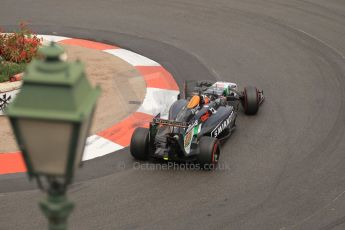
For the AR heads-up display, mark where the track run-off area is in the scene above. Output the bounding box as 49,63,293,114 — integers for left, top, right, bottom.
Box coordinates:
1,1,345,230
0,35,179,174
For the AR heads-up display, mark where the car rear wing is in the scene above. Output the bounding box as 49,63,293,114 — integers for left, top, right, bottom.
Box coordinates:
152,118,189,128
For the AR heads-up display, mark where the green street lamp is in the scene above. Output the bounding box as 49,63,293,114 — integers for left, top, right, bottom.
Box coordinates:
6,42,100,230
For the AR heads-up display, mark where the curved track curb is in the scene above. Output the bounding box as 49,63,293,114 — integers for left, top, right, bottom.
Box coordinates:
0,35,179,175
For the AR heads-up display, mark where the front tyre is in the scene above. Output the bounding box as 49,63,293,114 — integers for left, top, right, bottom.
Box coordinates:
242,86,259,115
130,127,150,160
197,136,220,170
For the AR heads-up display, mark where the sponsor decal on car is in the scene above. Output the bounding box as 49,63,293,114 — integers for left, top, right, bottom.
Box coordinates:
184,130,193,154
153,118,189,128
184,120,201,154
186,119,198,133
211,112,234,137
184,131,192,148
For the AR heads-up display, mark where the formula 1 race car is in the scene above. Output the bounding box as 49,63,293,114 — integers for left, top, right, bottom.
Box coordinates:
130,80,264,169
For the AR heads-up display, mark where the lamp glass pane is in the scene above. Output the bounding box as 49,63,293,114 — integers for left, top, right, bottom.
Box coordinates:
17,119,73,176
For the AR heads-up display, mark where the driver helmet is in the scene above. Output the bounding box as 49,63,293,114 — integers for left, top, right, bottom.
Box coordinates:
200,95,210,106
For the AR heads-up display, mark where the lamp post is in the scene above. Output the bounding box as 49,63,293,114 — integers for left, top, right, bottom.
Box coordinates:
6,42,100,230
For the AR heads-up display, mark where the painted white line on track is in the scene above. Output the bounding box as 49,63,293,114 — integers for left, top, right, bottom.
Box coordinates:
83,135,124,161
104,49,160,66
137,88,179,119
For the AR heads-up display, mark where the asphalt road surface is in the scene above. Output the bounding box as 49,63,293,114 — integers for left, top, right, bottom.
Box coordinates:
1,1,345,229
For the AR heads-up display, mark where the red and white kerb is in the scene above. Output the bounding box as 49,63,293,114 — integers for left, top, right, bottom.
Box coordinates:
0,35,179,174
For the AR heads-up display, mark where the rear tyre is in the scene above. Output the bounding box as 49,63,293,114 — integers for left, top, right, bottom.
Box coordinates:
243,86,259,115
197,136,220,170
130,127,150,160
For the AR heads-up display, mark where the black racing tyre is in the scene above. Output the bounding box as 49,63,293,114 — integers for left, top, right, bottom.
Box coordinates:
243,86,259,115
130,127,150,160
197,136,220,170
